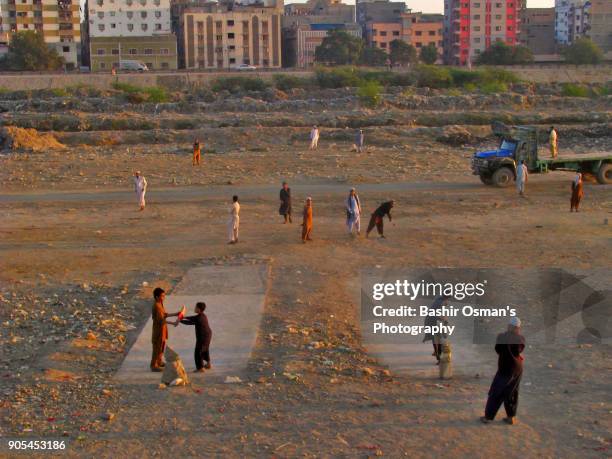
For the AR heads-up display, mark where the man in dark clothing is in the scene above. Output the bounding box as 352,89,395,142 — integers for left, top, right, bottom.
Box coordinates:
481,317,526,425
366,200,395,238
279,181,292,224
180,302,213,372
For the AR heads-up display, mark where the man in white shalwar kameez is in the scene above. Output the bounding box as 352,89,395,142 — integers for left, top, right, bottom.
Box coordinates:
310,126,320,150
134,171,147,211
346,188,361,236
515,160,528,196
228,195,240,244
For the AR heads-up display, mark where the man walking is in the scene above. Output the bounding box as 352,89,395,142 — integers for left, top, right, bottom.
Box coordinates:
354,129,365,153
481,317,525,425
301,197,313,243
366,200,394,238
570,172,584,212
310,125,320,150
150,288,182,372
279,181,292,224
346,188,361,236
228,195,240,244
549,126,558,158
134,171,147,211
193,139,201,166
516,160,528,196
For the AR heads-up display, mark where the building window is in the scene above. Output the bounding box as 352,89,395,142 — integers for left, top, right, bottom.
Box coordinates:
216,35,222,40
473,2,480,7
141,23,148,31
495,2,502,7
160,48,169,55
155,11,161,18
229,45,235,50
428,30,435,36
474,37,480,43
508,15,513,19
110,11,115,16
227,20,234,26
228,33,235,39
98,24,105,31
97,48,105,55
140,0,146,5
474,26,480,31
161,62,169,69
100,62,106,69
415,31,422,36
127,24,134,31
111,48,119,55
495,15,502,19
97,0,103,5
380,42,387,48
97,12,104,18
473,14,480,19
62,46,70,52
380,31,387,36
392,31,399,36
129,48,137,54
495,26,501,31
111,23,116,29
141,12,147,19
144,48,153,55
127,12,133,19
155,24,162,30
229,57,236,64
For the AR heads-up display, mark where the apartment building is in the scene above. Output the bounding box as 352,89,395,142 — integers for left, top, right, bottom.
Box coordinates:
181,2,282,70
0,0,81,68
87,0,178,71
588,0,611,54
520,7,555,56
443,0,524,65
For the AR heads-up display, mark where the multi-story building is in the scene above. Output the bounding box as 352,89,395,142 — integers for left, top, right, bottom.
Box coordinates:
554,0,591,45
520,7,556,56
283,0,357,67
0,0,81,69
443,0,524,65
88,0,178,71
356,0,406,25
588,0,611,54
180,2,283,70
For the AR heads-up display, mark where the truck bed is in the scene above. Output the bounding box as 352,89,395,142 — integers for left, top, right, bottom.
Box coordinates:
538,151,611,163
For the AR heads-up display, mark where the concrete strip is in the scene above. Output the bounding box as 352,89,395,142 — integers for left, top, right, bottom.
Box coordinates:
115,264,269,384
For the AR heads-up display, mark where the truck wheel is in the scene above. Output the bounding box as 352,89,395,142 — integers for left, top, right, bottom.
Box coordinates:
492,167,514,187
596,163,611,185
479,174,493,185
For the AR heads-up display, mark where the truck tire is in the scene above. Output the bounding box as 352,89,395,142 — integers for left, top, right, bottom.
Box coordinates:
479,174,493,185
492,167,514,187
596,163,611,185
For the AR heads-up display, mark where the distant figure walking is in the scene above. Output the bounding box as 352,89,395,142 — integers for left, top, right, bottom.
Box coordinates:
301,197,313,243
353,129,365,153
310,125,320,150
346,188,361,236
549,126,558,158
134,171,147,211
481,317,525,425
570,172,584,212
279,181,292,224
516,160,528,196
228,195,240,244
366,200,394,239
193,139,201,166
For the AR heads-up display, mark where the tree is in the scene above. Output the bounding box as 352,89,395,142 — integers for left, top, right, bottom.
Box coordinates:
359,46,387,67
389,40,417,66
0,31,63,71
420,43,438,65
561,38,603,65
315,30,363,66
476,41,533,65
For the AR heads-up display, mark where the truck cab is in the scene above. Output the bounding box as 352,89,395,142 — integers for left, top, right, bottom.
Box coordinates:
472,125,539,187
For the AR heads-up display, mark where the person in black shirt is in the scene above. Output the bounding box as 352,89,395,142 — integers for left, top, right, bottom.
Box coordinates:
180,302,213,372
481,317,525,425
279,181,292,224
366,200,394,238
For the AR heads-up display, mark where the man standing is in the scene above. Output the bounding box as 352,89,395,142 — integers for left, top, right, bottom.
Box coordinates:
228,195,240,244
570,172,584,212
134,171,147,211
279,181,292,224
481,317,525,425
516,160,528,196
422,295,451,364
180,302,213,372
193,139,201,166
310,125,320,150
354,129,365,153
346,188,361,236
150,287,182,372
549,126,558,158
301,197,313,243
366,200,394,238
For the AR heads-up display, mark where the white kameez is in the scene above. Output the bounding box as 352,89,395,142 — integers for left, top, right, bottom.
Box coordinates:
228,201,240,242
134,175,147,208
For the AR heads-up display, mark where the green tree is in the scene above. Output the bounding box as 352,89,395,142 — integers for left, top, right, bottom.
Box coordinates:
389,39,417,66
419,43,438,65
476,41,533,65
359,46,387,67
315,30,363,66
561,38,604,65
357,80,382,107
0,31,63,71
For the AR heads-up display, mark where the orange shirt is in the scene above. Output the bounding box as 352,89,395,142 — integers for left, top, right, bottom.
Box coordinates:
152,301,168,343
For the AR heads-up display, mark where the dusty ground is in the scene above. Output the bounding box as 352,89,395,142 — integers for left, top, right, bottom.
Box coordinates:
0,87,611,458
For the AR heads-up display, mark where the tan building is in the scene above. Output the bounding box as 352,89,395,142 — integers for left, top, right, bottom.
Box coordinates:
520,8,555,56
89,34,178,71
0,0,81,69
589,0,612,55
182,4,282,70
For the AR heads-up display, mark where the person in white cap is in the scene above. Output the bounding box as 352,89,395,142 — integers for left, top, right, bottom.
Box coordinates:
346,188,361,236
133,171,147,211
481,316,525,425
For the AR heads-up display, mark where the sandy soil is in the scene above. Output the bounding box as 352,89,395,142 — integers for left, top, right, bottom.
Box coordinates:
0,89,611,458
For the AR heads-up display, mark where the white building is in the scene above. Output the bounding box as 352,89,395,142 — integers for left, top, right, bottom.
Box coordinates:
88,0,172,38
555,0,590,45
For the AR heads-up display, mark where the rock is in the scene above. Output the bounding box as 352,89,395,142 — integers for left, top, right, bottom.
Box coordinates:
161,346,189,386
101,411,115,422
224,376,243,384
86,331,97,341
362,367,375,376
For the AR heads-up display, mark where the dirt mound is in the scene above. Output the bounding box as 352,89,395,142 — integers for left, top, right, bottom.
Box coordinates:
0,126,65,151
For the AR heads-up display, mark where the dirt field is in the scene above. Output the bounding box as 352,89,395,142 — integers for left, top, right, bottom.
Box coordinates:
0,85,611,458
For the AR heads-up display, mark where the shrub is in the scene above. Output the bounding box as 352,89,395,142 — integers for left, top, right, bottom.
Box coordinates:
449,68,480,86
480,81,508,94
415,65,452,88
357,80,382,107
143,86,169,103
273,74,314,90
211,76,270,93
561,83,589,97
315,66,361,88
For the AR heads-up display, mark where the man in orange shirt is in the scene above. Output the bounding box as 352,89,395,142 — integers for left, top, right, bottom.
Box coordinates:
301,197,313,243
193,139,201,166
150,287,182,372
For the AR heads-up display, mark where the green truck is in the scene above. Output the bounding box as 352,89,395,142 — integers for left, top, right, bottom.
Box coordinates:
471,124,611,187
